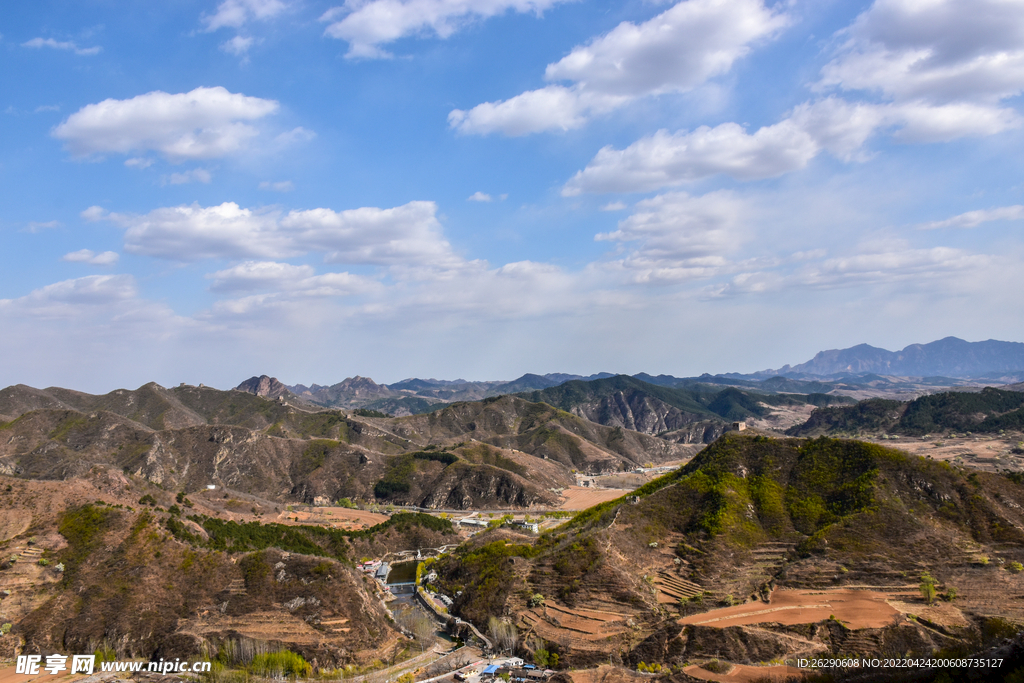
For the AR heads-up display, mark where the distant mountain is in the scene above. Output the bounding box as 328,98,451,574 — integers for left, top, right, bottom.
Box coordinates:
767,337,1024,378
236,375,290,399
787,386,1024,437
515,375,852,443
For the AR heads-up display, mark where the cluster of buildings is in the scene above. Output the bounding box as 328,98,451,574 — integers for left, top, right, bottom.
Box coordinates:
478,663,551,682
357,560,389,582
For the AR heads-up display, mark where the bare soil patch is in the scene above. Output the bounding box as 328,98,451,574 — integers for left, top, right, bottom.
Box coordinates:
682,663,807,682
565,665,647,683
680,589,900,630
876,435,1024,472
277,507,390,529
558,486,630,511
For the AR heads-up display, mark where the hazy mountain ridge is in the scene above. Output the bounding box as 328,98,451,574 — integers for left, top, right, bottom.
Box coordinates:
264,337,1024,419
766,336,1024,379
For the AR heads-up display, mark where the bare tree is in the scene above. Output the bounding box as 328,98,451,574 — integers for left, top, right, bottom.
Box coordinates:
425,651,471,677
487,617,518,654
395,606,437,653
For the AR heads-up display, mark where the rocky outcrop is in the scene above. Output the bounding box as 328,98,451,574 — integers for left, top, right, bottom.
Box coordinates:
235,375,290,399
568,390,725,442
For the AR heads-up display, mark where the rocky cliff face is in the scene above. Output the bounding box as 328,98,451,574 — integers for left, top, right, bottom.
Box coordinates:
235,375,291,399
567,390,725,442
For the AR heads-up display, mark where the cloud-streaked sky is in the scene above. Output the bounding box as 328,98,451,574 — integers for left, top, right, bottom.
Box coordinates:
2,0,1024,392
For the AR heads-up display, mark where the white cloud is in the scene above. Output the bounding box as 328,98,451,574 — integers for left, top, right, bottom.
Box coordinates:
449,87,624,136
273,127,316,147
259,180,294,191
52,87,279,162
467,191,492,202
563,98,884,195
35,105,60,113
594,191,744,283
22,37,101,56
817,0,1024,142
562,94,1016,194
162,168,213,185
221,35,256,56
81,206,108,222
124,157,154,169
798,245,990,290
25,220,62,232
207,261,377,297
821,0,1024,105
600,202,626,211
99,200,458,266
204,0,290,31
450,0,788,135
921,205,1024,230
708,240,994,298
0,275,136,310
61,249,120,266
321,0,570,59
282,203,459,266
888,101,1020,143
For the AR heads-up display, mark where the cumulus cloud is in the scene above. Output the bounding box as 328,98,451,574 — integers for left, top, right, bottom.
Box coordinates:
817,0,1024,142
594,191,744,283
921,205,1024,230
97,200,458,266
467,191,492,202
564,98,885,194
162,168,213,185
204,0,290,31
449,0,788,135
321,0,569,59
564,0,1024,194
22,37,101,56
562,92,1019,195
80,206,108,222
61,249,120,266
52,86,279,162
821,0,1024,105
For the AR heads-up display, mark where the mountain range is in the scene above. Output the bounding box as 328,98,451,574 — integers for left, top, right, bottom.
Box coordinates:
763,336,1024,379
234,337,1024,418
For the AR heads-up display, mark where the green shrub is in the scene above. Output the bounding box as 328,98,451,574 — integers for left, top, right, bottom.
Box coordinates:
1009,562,1023,573
249,651,312,678
919,572,938,604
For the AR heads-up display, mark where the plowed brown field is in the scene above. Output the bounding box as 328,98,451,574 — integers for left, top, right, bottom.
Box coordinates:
682,663,807,682
558,486,629,510
277,507,390,529
680,589,900,630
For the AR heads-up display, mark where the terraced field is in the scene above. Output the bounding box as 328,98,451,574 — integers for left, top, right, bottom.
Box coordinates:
680,589,903,630
519,602,630,651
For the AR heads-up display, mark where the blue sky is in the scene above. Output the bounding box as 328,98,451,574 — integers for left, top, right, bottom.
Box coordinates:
2,0,1023,392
